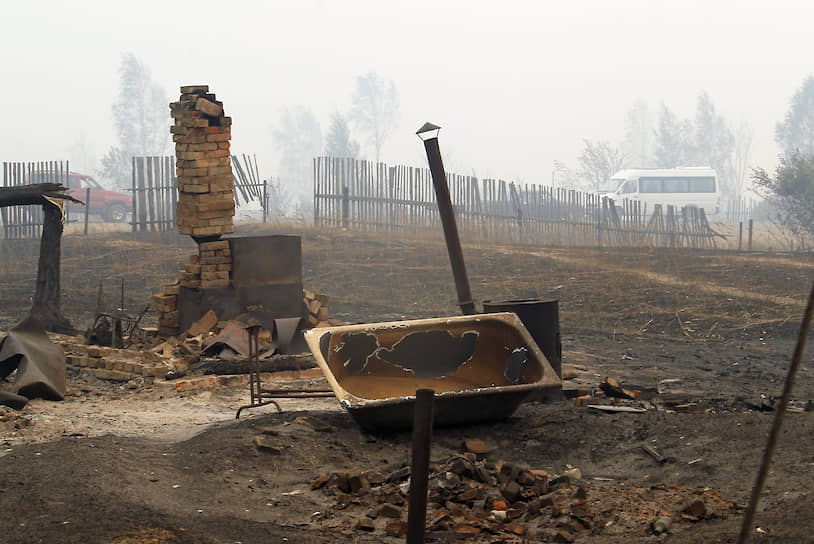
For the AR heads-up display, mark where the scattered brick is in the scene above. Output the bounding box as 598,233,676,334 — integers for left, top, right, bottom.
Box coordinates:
252,435,282,454
464,438,495,456
377,503,401,519
354,518,375,531
385,519,407,537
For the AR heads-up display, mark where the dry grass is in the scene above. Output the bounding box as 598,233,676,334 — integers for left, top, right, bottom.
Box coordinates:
0,221,811,341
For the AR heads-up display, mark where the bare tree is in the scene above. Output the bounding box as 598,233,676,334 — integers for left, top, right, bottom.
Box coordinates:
776,75,814,155
100,53,169,188
653,103,694,168
551,160,579,189
693,91,735,196
271,106,322,195
623,98,653,168
349,71,399,163
324,113,360,158
67,133,95,174
112,52,169,156
726,122,753,198
578,140,626,192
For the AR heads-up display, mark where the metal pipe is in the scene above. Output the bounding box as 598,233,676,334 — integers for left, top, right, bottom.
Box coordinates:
247,324,261,405
406,388,435,544
84,187,90,235
421,131,476,315
737,280,814,544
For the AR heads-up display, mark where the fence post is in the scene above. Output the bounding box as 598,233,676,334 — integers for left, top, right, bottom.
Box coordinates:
131,156,136,232
749,219,752,251
406,389,435,544
341,185,349,228
595,205,601,248
263,180,268,223
84,187,90,235
738,221,743,252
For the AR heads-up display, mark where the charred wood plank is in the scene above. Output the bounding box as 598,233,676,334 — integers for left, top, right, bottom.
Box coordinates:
0,183,83,208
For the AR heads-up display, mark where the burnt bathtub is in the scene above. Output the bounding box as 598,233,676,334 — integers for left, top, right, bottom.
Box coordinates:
303,312,562,430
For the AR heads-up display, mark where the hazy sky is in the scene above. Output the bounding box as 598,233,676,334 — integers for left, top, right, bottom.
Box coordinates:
2,0,812,193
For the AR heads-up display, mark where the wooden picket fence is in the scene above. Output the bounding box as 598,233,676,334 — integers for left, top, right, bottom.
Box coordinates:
313,157,721,249
130,154,268,232
1,161,69,239
724,197,758,223
131,156,177,231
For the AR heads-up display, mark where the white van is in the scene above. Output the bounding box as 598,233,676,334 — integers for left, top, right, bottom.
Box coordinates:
608,167,720,215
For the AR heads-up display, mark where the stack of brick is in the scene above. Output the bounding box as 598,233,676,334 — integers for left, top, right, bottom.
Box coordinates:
170,85,235,238
57,339,177,381
180,255,202,288
153,283,180,337
303,289,331,327
198,240,231,288
66,350,171,380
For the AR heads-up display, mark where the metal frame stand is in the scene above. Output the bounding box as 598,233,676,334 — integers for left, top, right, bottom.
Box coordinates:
235,323,334,418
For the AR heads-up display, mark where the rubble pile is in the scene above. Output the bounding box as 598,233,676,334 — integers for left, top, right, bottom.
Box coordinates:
565,375,814,414
65,346,170,380
170,85,235,238
311,451,735,542
58,333,197,382
56,298,338,383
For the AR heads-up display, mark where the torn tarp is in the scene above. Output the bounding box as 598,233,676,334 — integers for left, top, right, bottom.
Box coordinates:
202,322,251,358
201,317,303,359
0,391,28,410
0,317,67,400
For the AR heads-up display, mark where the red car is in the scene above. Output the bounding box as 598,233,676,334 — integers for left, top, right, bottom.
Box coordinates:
65,173,132,222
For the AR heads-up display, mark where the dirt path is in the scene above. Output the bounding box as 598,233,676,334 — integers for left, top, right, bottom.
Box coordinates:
2,377,341,452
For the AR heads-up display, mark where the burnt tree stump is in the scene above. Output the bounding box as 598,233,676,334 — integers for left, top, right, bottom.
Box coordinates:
0,183,82,333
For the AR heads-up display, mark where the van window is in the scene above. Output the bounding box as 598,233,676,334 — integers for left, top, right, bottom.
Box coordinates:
639,178,662,193
663,178,688,192
638,176,716,194
689,177,716,192
621,180,636,194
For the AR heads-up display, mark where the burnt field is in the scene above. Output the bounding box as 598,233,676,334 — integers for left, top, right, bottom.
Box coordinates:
1,224,813,543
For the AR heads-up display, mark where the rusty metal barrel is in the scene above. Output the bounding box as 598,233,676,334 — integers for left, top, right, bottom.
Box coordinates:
483,298,561,380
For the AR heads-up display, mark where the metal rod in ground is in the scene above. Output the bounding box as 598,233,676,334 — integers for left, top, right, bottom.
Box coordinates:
420,127,476,315
263,180,268,223
247,324,261,405
84,187,90,235
737,280,814,544
406,388,435,544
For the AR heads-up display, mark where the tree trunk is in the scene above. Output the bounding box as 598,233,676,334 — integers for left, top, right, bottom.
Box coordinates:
29,201,73,334
0,184,80,334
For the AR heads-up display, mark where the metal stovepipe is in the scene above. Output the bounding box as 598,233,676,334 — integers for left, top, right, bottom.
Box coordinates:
421,133,476,315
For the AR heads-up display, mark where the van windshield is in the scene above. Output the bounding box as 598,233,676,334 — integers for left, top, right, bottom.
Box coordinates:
620,180,637,194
